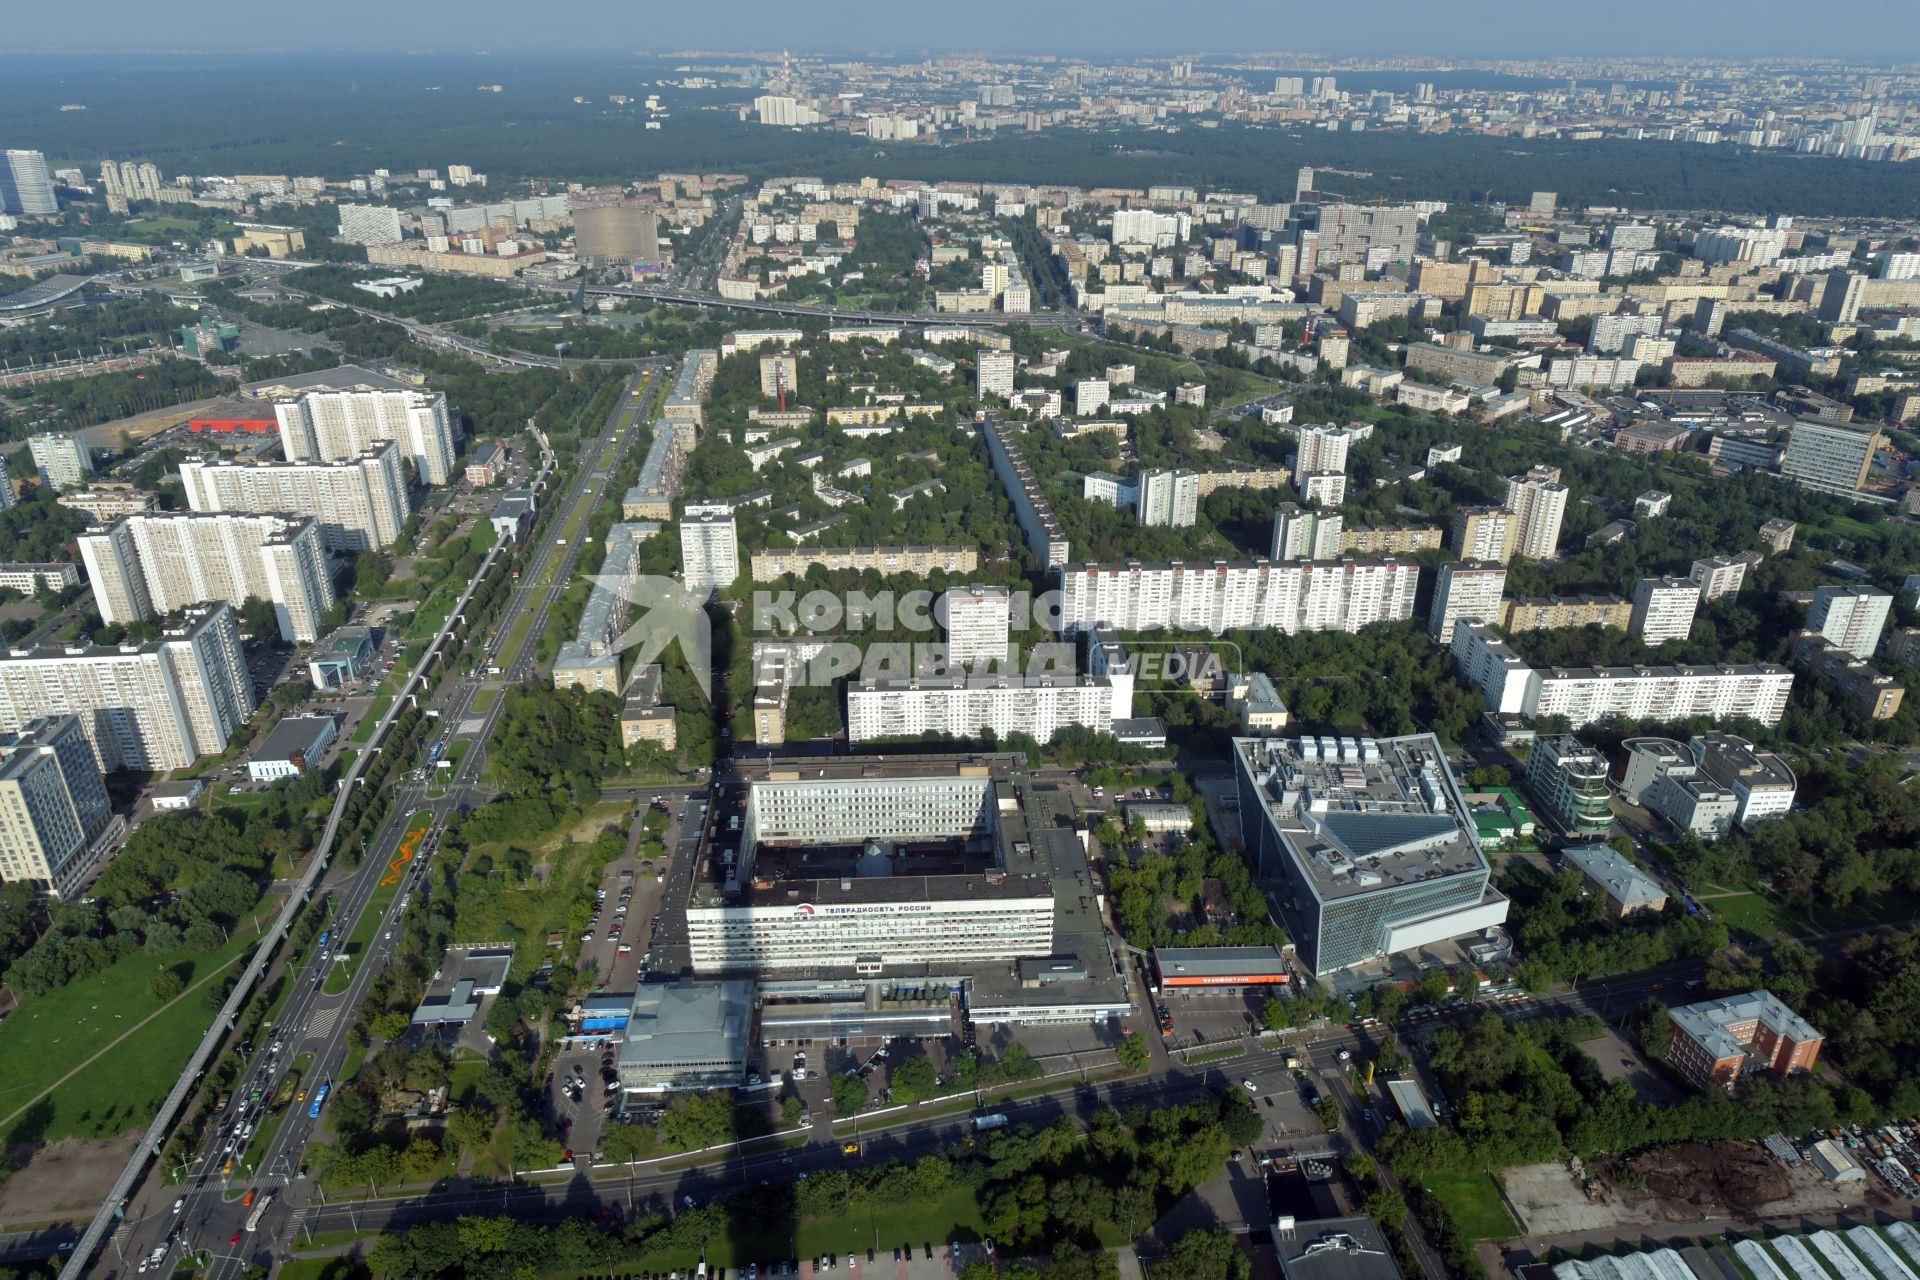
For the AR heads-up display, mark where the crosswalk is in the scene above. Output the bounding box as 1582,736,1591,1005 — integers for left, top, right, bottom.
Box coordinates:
284,1207,309,1245
307,1006,341,1041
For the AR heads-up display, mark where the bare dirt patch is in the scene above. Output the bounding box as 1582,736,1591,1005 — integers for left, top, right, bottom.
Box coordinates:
1503,1144,1884,1240
0,1133,138,1224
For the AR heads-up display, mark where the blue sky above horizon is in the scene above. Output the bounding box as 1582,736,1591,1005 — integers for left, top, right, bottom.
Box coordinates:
8,0,1917,59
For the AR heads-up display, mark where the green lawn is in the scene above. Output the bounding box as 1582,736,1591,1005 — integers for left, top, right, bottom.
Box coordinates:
323,810,433,995
277,1257,369,1280
1419,1169,1522,1243
1710,888,1920,940
0,923,267,1144
558,1184,990,1275
351,693,394,744
469,686,501,714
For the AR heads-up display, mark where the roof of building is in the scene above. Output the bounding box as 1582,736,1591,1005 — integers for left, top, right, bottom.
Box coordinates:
1234,734,1489,903
0,274,91,314
1670,989,1822,1062
1151,945,1291,978
1561,843,1667,908
253,714,337,763
1274,1218,1405,1280
616,979,751,1072
492,490,536,522
239,363,417,398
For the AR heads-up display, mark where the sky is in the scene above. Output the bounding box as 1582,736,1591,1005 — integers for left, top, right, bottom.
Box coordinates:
7,0,1917,58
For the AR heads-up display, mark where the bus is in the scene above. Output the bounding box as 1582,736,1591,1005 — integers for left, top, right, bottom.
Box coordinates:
308,1082,331,1119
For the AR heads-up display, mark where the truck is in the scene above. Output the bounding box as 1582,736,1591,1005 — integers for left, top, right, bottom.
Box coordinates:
973,1114,1008,1132
244,1190,275,1233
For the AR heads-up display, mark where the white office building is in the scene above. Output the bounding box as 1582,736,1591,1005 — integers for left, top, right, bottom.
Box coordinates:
680,502,739,594
1806,584,1892,660
939,586,1012,668
1136,469,1200,528
1429,561,1508,645
27,434,93,491
1630,576,1700,645
0,715,113,897
274,387,457,486
0,602,256,772
79,513,336,644
179,443,409,552
1060,559,1418,637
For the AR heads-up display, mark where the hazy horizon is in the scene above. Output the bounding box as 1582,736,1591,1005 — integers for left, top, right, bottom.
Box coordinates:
3,0,1916,60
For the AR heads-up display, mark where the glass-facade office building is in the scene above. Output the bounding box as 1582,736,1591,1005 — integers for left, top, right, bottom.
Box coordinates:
1234,734,1507,975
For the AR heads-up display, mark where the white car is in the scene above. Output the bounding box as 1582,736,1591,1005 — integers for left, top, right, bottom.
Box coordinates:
1337,1049,1352,1062
1242,1079,1258,1093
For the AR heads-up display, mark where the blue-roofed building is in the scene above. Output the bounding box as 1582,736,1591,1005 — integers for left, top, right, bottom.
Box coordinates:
308,625,376,689
1233,734,1508,976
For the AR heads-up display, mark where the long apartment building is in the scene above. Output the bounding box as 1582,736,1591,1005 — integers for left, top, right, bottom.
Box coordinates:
847,673,1126,746
79,513,336,644
273,387,457,486
1499,595,1633,633
1450,621,1793,729
1059,559,1418,637
749,545,979,582
179,443,409,552
981,417,1070,570
0,715,114,896
0,602,256,772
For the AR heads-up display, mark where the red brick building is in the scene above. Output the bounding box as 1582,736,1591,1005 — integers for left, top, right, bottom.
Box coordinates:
1666,990,1822,1092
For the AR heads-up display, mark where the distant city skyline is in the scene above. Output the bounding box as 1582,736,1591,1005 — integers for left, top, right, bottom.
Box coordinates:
6,0,1914,59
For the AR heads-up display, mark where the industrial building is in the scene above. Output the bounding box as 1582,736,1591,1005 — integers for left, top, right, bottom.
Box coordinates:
247,714,337,783
616,980,752,1093
309,626,377,690
1149,945,1291,990
1233,734,1508,976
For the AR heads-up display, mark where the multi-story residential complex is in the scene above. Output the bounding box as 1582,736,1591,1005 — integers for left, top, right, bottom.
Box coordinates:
1791,633,1905,721
1450,506,1517,564
0,602,255,772
981,417,1070,570
555,523,654,695
1758,519,1798,553
1291,424,1356,476
1404,343,1512,386
335,203,405,246
1428,561,1507,645
56,485,156,524
1629,576,1700,645
680,502,739,594
749,545,978,582
976,349,1016,399
0,150,58,217
1806,584,1892,660
1271,504,1343,562
0,715,114,897
1524,735,1613,838
1233,734,1507,976
273,387,457,485
0,563,78,596
1498,595,1632,633
179,444,409,552
662,350,719,442
1780,418,1883,495
1667,991,1821,1093
940,586,1012,668
1505,466,1569,560
1299,472,1347,508
1450,622,1793,729
1560,843,1667,918
847,673,1122,745
28,433,93,491
1060,559,1418,637
1304,204,1420,265
757,354,799,399
79,513,335,644
1689,555,1749,602
1338,525,1443,556
1136,469,1200,528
